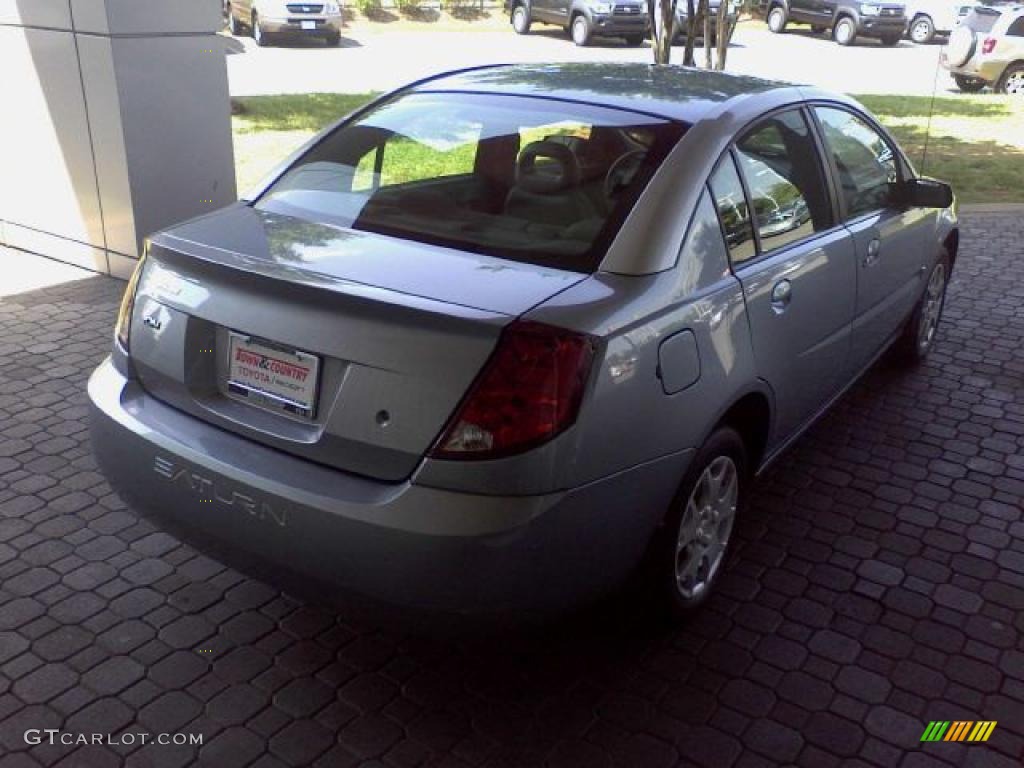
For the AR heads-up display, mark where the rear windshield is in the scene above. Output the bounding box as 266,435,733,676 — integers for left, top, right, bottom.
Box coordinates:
257,92,685,272
964,7,1001,32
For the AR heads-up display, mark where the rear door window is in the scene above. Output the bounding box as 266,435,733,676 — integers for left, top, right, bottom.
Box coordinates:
709,155,756,266
734,109,834,254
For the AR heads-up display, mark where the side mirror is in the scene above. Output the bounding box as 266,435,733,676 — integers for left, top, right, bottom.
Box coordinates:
898,177,954,209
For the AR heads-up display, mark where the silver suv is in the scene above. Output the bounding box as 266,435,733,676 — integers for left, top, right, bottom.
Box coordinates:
944,3,1024,92
226,0,344,47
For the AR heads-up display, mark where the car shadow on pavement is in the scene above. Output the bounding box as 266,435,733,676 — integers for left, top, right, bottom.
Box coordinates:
269,35,363,49
221,33,363,51
528,27,642,46
222,35,247,55
780,26,907,46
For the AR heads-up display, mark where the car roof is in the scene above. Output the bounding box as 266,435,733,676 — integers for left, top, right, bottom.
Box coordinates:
407,63,806,125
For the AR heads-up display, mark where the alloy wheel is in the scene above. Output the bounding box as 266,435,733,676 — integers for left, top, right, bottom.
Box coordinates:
1004,70,1024,95
917,262,946,353
675,456,738,600
910,17,932,44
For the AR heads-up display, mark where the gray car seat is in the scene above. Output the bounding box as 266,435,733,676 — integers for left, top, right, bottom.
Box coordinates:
504,140,600,228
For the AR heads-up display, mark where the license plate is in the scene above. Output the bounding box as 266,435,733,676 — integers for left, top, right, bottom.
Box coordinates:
301,20,316,29
227,333,320,419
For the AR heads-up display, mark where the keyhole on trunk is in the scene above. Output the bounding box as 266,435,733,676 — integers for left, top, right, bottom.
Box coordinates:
376,410,390,427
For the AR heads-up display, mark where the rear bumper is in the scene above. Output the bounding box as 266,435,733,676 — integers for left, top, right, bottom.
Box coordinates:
88,358,690,620
260,16,343,34
942,55,1004,83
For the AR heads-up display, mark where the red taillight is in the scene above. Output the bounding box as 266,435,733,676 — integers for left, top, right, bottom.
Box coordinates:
430,320,595,460
115,254,146,351
981,37,997,54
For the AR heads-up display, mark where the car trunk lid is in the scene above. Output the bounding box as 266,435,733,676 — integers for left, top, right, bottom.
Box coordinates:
127,204,586,482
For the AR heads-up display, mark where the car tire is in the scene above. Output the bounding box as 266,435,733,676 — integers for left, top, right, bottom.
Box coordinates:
655,426,748,620
996,62,1024,95
512,5,531,34
326,31,341,46
253,13,269,46
953,74,986,92
227,6,241,35
880,33,901,45
571,14,592,46
767,6,787,33
625,33,646,46
893,249,951,365
833,16,856,45
909,14,934,44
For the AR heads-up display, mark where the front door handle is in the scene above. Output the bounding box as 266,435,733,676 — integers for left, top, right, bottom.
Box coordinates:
771,279,793,313
864,239,881,267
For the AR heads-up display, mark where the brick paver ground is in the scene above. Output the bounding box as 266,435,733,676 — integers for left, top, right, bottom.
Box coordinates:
0,212,1022,768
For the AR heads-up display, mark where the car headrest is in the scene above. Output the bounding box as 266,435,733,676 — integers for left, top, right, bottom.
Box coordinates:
515,141,581,194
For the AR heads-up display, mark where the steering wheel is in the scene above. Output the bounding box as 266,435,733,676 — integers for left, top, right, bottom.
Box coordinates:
604,150,646,204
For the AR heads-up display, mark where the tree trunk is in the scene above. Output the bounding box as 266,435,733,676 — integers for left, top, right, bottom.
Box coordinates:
714,0,732,69
652,0,677,64
684,0,708,66
682,0,697,65
703,5,712,69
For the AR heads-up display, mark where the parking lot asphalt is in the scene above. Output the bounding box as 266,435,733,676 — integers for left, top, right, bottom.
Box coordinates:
225,23,959,98
1,210,1023,767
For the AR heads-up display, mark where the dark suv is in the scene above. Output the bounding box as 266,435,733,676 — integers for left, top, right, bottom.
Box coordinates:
675,0,738,41
765,0,907,44
509,0,650,45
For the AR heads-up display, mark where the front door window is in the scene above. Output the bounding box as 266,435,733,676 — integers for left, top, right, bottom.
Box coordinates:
814,107,899,219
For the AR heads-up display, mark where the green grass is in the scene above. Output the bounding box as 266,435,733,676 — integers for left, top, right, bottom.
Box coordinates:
853,93,1024,204
232,93,378,194
232,90,1024,203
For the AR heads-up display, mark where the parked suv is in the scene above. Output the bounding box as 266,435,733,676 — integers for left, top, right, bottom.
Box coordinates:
944,4,1024,92
904,0,969,42
509,0,650,45
226,0,344,46
675,0,739,41
766,0,908,45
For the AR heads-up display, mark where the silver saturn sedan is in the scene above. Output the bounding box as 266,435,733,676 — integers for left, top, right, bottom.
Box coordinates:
89,64,958,621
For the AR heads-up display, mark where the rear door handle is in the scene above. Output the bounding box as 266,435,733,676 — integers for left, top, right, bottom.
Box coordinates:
864,239,881,267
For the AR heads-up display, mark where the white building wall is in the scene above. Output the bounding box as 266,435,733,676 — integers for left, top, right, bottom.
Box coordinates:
0,0,236,278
